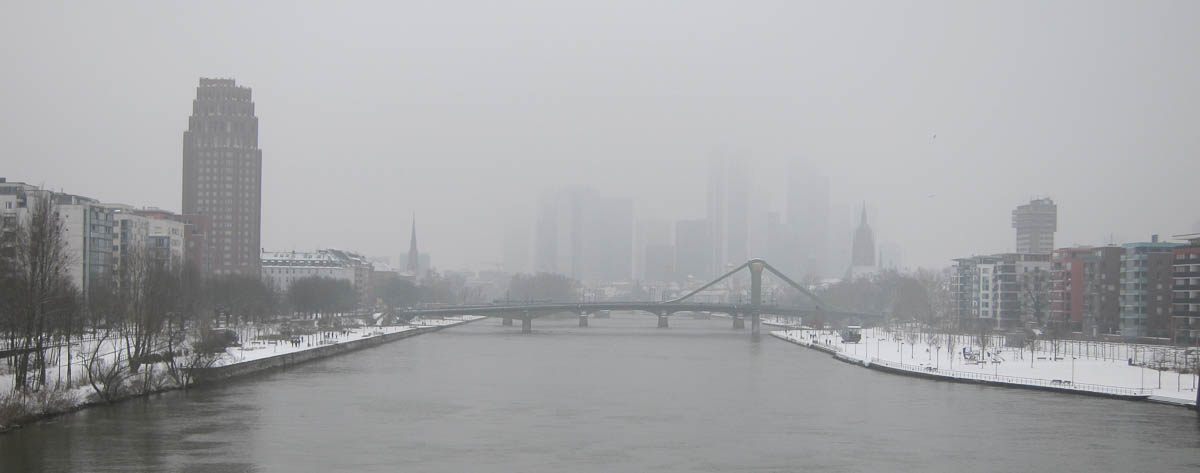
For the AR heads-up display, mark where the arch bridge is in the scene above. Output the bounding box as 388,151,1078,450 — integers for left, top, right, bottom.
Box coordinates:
397,259,883,335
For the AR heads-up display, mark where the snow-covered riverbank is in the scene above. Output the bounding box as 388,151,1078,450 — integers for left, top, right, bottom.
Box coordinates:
1,316,486,432
215,316,483,366
772,328,1197,407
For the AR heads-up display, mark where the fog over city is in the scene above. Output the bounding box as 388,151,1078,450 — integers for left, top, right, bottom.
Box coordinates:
6,2,1200,472
4,1,1197,271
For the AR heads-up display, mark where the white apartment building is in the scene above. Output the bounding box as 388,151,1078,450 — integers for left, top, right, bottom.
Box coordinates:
107,204,188,274
261,249,357,292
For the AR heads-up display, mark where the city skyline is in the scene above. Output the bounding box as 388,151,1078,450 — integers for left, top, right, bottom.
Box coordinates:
4,2,1198,271
3,2,1199,468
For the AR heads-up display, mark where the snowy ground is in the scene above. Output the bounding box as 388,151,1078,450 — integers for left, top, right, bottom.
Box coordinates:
210,316,486,365
216,325,418,365
409,315,485,327
772,327,1198,406
0,315,487,428
2,315,487,392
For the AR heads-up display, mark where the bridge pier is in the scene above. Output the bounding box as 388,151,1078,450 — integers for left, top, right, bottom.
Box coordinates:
521,316,532,334
578,314,589,327
732,315,745,330
502,316,513,326
751,313,760,335
657,315,669,328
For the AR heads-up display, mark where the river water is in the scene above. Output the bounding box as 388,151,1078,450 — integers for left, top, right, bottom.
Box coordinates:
2,313,1198,472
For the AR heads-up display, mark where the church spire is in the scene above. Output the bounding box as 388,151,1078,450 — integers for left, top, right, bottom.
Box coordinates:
407,213,419,273
851,202,876,268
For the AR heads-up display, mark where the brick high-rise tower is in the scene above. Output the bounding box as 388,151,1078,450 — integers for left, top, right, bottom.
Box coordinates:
181,78,262,277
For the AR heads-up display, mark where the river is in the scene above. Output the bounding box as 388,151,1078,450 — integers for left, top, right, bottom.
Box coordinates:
2,312,1197,472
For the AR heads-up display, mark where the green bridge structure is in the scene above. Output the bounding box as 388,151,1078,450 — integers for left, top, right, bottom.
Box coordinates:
397,259,883,335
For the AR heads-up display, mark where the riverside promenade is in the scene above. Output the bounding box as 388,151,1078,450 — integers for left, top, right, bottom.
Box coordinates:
192,316,486,383
771,327,1197,407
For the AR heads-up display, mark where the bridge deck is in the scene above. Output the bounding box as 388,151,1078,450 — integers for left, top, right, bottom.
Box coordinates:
398,302,877,319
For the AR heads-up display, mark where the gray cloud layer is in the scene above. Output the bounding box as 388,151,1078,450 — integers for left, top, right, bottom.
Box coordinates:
3,1,1197,270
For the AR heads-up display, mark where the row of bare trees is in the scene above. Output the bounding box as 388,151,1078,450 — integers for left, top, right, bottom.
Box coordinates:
0,196,79,392
0,198,279,400
808,268,952,323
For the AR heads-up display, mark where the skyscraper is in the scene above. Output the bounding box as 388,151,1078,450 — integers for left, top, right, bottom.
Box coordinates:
706,156,748,276
502,217,531,274
634,219,672,280
786,161,829,278
1012,198,1057,254
533,188,633,283
181,78,262,277
674,219,710,282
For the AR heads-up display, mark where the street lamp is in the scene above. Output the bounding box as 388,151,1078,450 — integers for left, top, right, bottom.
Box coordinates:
1071,356,1076,384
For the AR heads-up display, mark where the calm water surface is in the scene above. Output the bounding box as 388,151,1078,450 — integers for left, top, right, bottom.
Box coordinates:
2,313,1198,472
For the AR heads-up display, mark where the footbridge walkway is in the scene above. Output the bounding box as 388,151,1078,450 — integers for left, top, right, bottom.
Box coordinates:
397,259,883,335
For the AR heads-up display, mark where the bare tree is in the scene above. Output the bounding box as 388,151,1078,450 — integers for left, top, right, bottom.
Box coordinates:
916,267,954,324
1,196,76,392
1021,267,1050,327
507,272,580,302
116,246,179,375
946,331,956,369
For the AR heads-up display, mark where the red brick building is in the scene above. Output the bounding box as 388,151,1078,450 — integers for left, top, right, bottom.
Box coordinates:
1050,246,1122,335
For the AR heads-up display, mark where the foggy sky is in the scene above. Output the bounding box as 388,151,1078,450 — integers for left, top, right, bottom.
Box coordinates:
3,1,1198,272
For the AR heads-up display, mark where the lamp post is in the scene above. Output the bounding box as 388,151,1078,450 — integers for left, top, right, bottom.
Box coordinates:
1071,356,1076,384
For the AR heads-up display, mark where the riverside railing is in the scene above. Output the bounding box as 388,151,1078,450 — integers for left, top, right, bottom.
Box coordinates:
868,358,1152,397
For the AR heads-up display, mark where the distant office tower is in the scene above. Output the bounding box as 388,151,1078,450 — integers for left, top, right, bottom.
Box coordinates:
706,156,748,276
1012,198,1057,254
643,244,675,283
674,219,710,281
533,189,633,283
827,203,854,275
634,220,672,281
181,78,262,277
765,212,789,271
786,161,829,278
850,205,876,269
502,218,531,274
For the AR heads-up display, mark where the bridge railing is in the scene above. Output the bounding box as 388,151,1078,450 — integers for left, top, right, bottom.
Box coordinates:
868,358,1152,397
